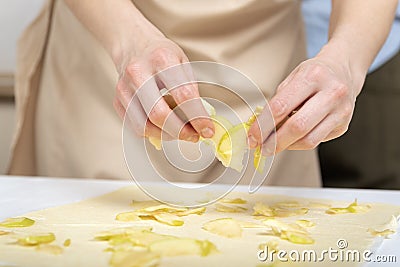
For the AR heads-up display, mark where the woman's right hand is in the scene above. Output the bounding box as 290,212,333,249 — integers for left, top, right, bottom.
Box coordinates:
64,0,214,143
113,37,215,142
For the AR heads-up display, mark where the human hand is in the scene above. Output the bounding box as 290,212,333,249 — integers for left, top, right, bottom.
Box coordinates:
248,54,365,155
113,37,215,142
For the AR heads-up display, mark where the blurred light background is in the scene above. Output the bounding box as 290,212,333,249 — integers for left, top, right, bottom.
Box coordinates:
0,0,44,173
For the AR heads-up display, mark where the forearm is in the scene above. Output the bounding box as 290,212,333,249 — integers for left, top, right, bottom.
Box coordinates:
64,0,164,67
319,0,398,93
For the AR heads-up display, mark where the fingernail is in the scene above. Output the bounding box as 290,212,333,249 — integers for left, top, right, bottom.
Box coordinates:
248,135,258,148
201,127,214,138
186,134,199,143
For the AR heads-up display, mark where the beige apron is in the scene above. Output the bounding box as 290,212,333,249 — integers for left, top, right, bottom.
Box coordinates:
8,0,321,187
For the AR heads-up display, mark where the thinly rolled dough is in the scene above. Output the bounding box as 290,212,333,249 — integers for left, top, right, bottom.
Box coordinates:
0,186,399,267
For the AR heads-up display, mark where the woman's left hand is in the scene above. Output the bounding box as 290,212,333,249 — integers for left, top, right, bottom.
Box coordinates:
247,53,365,155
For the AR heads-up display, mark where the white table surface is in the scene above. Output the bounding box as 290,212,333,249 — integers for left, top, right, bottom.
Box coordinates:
1,175,399,266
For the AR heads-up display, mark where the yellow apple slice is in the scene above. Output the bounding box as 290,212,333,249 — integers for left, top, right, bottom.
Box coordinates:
295,220,315,228
368,228,395,238
254,146,267,173
272,201,301,208
146,98,269,174
94,227,172,248
202,218,242,238
94,227,153,241
253,202,274,217
153,213,184,226
95,227,218,263
281,230,315,245
0,217,35,228
326,199,371,215
347,201,371,213
215,203,247,213
262,219,307,234
17,233,55,246
246,106,268,173
147,98,216,151
0,230,10,235
110,231,174,248
220,198,247,204
367,216,397,238
201,98,216,117
218,123,248,172
148,137,162,150
261,219,314,244
115,211,141,222
246,106,264,126
258,240,279,251
273,207,309,218
207,115,233,147
116,204,204,225
110,249,160,267
63,238,71,247
141,204,187,213
175,207,206,216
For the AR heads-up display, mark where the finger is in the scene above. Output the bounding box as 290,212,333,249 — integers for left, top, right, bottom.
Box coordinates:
115,80,148,137
287,114,342,150
270,68,318,124
275,66,301,93
116,80,174,140
159,63,215,138
124,62,198,142
289,98,353,148
256,115,290,156
248,71,317,148
114,93,173,140
248,105,275,149
273,91,334,153
141,79,198,141
323,126,348,142
323,105,353,142
260,131,277,156
113,97,126,120
144,120,174,141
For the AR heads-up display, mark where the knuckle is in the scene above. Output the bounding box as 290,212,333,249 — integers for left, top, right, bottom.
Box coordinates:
271,98,287,117
305,64,325,83
332,83,349,100
343,102,354,116
340,101,354,120
174,86,198,103
115,82,130,100
151,46,170,58
126,62,145,88
148,101,169,125
115,81,124,95
288,114,308,134
151,47,178,67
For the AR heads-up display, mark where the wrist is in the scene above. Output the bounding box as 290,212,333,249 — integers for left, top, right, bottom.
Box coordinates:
109,10,165,71
316,39,367,96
